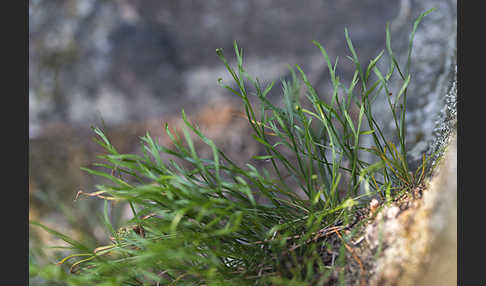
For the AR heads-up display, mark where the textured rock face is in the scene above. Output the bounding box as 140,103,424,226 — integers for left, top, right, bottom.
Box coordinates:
364,133,456,286
366,0,457,171
360,2,457,283
417,133,456,285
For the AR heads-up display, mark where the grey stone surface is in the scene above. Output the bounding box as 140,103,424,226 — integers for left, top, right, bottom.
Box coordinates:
366,0,457,171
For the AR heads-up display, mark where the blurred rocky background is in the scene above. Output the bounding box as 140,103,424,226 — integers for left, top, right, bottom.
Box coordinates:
29,0,456,281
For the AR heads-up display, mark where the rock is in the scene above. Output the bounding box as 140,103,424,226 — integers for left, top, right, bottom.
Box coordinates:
366,0,457,173
364,132,456,286
343,2,457,281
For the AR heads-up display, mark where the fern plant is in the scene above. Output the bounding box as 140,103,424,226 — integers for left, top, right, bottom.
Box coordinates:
30,9,434,286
